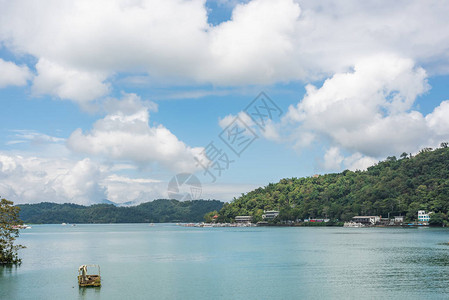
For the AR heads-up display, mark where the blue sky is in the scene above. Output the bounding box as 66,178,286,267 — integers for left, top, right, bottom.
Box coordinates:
1,0,449,205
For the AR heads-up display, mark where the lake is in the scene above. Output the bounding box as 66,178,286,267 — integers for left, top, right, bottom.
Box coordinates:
1,224,449,299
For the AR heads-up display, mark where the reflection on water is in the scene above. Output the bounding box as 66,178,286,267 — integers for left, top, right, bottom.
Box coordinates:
1,225,449,299
78,287,101,300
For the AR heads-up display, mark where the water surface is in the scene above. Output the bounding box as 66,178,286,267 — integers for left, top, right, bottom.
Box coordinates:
1,224,449,299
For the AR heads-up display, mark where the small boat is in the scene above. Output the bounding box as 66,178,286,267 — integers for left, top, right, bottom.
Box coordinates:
78,265,101,287
343,222,365,228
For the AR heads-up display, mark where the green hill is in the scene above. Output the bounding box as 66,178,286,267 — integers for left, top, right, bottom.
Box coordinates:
17,199,223,224
217,146,449,225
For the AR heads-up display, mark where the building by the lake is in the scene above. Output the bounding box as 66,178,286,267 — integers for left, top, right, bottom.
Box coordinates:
262,210,279,220
351,216,381,226
394,216,404,224
235,216,252,223
418,210,431,224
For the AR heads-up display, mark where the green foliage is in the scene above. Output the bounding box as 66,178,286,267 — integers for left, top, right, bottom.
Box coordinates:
204,210,218,223
217,147,449,224
1,198,25,265
17,200,223,224
429,212,448,226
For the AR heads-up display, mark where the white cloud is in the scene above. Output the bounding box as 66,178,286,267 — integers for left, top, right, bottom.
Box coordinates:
218,111,254,129
102,174,165,204
343,152,378,172
323,147,343,171
7,130,65,145
425,100,449,137
293,0,449,77
32,58,110,102
106,174,161,184
275,54,449,172
206,0,302,84
0,150,254,204
322,147,377,172
1,0,449,101
285,54,433,158
0,58,32,88
67,93,203,172
0,154,106,205
0,0,209,102
0,152,171,205
260,119,281,141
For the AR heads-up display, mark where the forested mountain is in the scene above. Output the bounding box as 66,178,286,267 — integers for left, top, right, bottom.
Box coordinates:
17,199,223,223
217,146,449,224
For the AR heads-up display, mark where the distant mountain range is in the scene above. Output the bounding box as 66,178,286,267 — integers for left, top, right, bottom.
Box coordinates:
97,198,141,207
17,199,224,224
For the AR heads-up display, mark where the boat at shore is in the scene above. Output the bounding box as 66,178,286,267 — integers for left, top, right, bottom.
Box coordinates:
343,222,365,228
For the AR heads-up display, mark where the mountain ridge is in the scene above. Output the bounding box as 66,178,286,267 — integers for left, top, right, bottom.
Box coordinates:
215,146,449,225
17,199,223,223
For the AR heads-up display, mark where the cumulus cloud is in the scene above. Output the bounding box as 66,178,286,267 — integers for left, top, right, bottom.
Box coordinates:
344,152,378,172
285,54,431,157
206,0,302,84
280,54,449,171
0,0,209,102
67,93,203,172
0,152,172,205
32,58,110,102
0,150,261,204
425,100,449,138
323,147,344,171
322,147,377,172
1,0,449,101
0,154,106,205
218,111,254,129
0,58,32,88
102,174,166,204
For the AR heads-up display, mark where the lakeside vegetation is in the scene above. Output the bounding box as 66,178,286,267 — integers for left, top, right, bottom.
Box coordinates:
1,198,25,265
215,145,449,226
18,199,223,224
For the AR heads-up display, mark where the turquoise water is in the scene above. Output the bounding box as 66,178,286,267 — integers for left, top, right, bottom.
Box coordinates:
1,224,449,300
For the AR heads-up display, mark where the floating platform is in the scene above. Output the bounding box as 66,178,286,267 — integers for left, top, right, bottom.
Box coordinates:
78,265,101,287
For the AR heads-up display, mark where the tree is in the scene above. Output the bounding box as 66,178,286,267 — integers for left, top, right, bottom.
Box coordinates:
204,210,218,223
420,147,432,153
429,212,448,226
0,198,25,265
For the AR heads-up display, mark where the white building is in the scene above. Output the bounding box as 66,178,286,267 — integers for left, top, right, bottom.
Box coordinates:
418,210,431,222
394,216,404,223
262,210,279,220
352,216,381,225
235,216,252,223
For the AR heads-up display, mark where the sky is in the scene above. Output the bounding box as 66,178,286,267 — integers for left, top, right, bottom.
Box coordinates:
1,0,449,205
